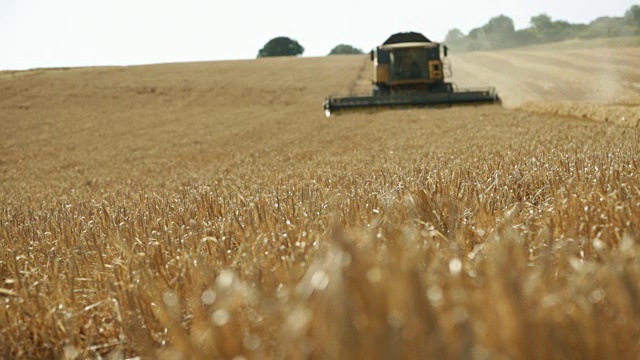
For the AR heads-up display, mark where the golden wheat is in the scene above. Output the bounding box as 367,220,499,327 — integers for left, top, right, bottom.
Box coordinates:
1,45,640,359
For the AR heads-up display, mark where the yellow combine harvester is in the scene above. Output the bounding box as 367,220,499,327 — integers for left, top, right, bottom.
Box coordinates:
324,32,500,116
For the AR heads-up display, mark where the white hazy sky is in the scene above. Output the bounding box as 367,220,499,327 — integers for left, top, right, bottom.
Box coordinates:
1,0,638,70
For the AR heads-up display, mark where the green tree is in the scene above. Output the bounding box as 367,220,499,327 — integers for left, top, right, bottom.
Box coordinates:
513,29,536,47
584,16,626,38
530,14,553,31
486,15,516,48
328,44,363,55
444,29,465,43
625,5,640,26
530,14,581,42
484,15,515,35
466,15,516,49
444,28,473,51
257,37,304,58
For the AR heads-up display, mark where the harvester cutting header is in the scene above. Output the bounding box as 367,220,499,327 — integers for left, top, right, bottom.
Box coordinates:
323,32,500,116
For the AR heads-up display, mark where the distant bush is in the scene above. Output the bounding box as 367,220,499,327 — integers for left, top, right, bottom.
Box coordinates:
328,44,364,55
257,37,304,58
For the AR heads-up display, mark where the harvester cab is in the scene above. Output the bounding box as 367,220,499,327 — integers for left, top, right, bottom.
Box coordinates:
324,32,500,116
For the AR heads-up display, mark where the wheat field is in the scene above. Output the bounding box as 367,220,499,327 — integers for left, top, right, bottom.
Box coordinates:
1,39,640,359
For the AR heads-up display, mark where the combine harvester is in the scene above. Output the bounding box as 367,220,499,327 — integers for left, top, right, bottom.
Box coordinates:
324,32,500,116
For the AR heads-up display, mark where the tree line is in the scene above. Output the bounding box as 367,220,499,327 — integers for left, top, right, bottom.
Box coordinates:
445,5,640,51
257,5,640,57
257,37,362,58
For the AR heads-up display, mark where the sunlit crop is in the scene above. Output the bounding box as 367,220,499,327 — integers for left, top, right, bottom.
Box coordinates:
1,43,639,359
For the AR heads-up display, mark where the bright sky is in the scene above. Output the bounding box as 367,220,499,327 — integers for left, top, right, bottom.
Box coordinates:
1,0,638,70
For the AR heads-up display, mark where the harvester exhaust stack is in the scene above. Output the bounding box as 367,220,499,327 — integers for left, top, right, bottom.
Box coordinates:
324,32,500,116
